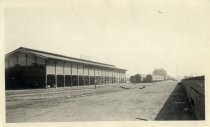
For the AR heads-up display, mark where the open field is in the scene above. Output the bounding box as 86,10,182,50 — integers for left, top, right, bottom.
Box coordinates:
6,81,196,122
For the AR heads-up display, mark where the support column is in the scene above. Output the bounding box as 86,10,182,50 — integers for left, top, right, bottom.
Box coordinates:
104,70,106,84
99,69,101,85
117,71,119,84
55,61,57,88
63,62,65,87
124,72,126,83
77,64,79,86
102,69,104,84
83,65,85,86
114,71,116,84
111,70,113,84
125,73,126,83
45,60,48,88
107,70,108,84
88,67,90,86
70,63,72,86
94,67,96,89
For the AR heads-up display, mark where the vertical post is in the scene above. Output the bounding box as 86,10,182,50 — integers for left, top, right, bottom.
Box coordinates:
45,60,48,88
94,67,96,89
83,65,85,86
99,69,101,85
55,61,57,88
111,70,113,84
70,63,72,86
125,71,126,83
63,62,65,87
77,64,79,86
120,71,122,83
119,71,121,83
123,72,124,83
113,71,114,84
108,70,110,84
97,69,99,85
102,69,104,84
110,70,111,84
107,70,109,84
88,67,90,86
119,71,120,84
113,70,115,84
104,70,106,85
117,70,119,84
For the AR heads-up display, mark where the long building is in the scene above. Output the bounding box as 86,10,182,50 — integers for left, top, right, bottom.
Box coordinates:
5,47,127,89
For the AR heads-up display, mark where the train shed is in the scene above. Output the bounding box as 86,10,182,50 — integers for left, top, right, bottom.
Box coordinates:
5,47,127,89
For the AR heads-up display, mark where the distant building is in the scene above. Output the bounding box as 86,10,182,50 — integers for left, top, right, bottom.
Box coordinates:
140,74,146,82
152,75,164,82
5,47,127,89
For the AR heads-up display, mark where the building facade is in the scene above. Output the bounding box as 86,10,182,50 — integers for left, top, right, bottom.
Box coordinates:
5,47,126,89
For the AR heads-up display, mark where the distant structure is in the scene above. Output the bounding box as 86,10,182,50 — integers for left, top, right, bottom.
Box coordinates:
5,47,127,89
130,73,164,83
152,75,164,81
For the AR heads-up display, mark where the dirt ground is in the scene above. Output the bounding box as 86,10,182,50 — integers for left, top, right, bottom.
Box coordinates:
6,81,196,122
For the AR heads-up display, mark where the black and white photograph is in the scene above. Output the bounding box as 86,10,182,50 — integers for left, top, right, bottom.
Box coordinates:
1,0,210,126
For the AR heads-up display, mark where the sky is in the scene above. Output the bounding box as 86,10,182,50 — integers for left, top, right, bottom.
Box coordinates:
4,0,210,77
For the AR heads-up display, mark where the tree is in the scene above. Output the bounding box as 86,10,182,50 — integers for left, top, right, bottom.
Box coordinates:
134,74,141,83
146,74,152,82
143,77,147,83
130,75,135,83
152,68,167,79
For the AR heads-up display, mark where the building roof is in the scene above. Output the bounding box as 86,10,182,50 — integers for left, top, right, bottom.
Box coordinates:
6,47,126,71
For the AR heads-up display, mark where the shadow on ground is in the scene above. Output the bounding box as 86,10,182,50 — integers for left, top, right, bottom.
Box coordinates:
155,83,197,120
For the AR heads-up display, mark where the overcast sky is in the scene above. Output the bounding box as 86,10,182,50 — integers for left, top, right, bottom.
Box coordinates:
4,0,210,77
